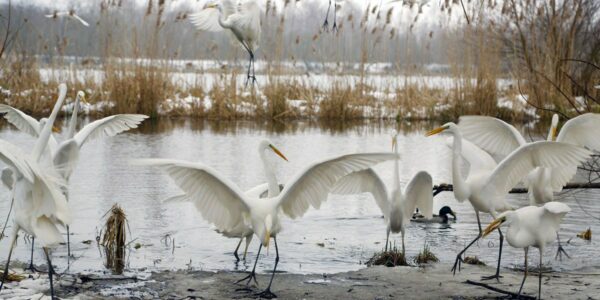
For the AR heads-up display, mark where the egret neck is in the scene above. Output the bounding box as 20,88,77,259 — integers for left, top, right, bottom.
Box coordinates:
450,129,470,202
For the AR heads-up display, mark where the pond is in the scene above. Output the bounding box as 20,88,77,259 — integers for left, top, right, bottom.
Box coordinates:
0,118,598,275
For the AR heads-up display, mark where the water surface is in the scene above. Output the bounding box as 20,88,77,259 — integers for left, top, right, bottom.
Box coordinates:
0,118,598,275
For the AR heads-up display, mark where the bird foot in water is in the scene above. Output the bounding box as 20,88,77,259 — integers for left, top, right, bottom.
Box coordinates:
245,76,257,88
555,244,570,261
256,288,277,299
332,22,338,33
480,274,502,281
236,272,259,287
322,20,329,31
451,256,463,275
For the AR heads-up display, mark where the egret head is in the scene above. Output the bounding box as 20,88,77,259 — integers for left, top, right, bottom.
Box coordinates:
549,114,559,141
425,122,455,137
76,91,88,104
482,211,515,238
259,140,288,162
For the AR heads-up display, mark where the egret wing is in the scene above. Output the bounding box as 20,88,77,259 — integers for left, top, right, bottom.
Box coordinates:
458,116,527,156
331,168,390,218
72,14,89,27
482,141,591,199
189,8,224,32
53,139,79,179
447,137,497,176
1,167,13,189
73,114,148,148
277,153,398,219
402,171,433,220
133,159,251,231
0,104,42,136
0,140,36,182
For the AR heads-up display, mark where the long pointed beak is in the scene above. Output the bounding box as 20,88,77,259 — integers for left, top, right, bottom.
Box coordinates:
269,144,288,162
264,230,271,249
450,211,457,220
52,126,61,133
425,126,446,137
392,137,397,151
551,127,557,141
81,94,89,105
482,218,504,238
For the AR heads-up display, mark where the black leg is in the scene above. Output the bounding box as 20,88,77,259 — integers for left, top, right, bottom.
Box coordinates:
26,237,36,272
236,244,261,287
322,0,331,30
538,250,543,300
67,225,71,263
43,248,56,300
332,1,338,32
555,232,570,261
257,237,279,299
517,247,529,298
0,231,18,292
233,238,242,262
482,228,504,281
384,229,390,252
451,211,482,275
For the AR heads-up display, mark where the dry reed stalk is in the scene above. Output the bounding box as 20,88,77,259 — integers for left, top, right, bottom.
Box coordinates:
100,204,128,274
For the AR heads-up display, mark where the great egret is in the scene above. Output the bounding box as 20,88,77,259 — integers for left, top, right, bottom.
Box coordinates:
166,140,287,262
45,9,89,27
322,0,338,31
459,114,600,204
332,133,433,254
0,92,148,259
0,84,71,300
426,122,591,280
190,0,260,86
134,151,397,298
482,202,571,299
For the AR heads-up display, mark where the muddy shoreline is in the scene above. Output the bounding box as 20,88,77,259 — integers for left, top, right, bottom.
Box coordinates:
1,262,598,299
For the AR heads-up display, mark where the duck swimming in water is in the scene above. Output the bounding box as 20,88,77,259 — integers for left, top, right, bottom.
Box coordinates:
412,206,457,223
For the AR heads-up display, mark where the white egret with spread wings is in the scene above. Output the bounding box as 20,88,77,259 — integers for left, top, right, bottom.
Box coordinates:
134,151,397,298
332,132,433,255
0,93,148,259
426,122,591,280
0,84,71,300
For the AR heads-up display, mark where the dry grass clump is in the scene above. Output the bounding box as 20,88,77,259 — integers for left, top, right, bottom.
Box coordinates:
413,244,439,265
366,245,408,267
318,84,366,120
0,270,26,282
100,204,128,274
463,256,486,266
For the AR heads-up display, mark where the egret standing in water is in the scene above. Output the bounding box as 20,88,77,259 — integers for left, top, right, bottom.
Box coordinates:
426,122,591,280
0,84,71,299
459,113,600,204
0,92,148,260
190,0,260,86
134,150,397,298
166,140,287,262
332,132,433,254
482,202,571,299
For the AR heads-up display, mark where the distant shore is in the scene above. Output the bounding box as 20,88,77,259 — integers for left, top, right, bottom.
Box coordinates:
1,262,597,299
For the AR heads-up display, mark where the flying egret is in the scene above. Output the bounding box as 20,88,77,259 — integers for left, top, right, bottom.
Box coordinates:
133,151,397,298
190,0,260,86
332,133,433,255
426,122,591,280
45,9,89,27
482,202,571,299
459,114,600,204
166,140,287,262
0,84,70,300
0,92,148,260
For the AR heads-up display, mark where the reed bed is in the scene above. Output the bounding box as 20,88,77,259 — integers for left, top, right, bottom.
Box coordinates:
100,204,128,275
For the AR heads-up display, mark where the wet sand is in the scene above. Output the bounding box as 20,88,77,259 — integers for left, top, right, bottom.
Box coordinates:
1,262,598,299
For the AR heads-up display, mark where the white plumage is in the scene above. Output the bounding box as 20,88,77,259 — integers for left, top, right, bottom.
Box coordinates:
332,133,433,254
45,10,89,27
426,122,591,279
133,151,397,297
190,0,261,85
459,114,600,204
482,202,571,299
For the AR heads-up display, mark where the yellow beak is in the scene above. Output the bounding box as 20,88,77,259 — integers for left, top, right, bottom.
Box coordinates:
482,218,504,238
425,126,446,137
264,230,271,248
269,144,288,162
52,126,61,133
81,94,89,105
392,136,397,151
551,127,557,141
204,3,217,9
